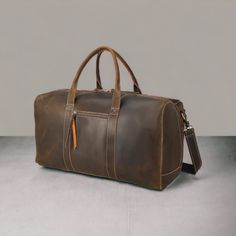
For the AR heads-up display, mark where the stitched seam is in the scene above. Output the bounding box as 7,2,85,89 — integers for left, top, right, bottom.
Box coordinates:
77,113,108,119
37,89,171,103
66,104,74,108
76,110,109,117
105,116,110,177
160,101,173,189
113,115,119,179
64,105,74,149
161,166,181,176
71,169,107,178
62,109,68,170
37,161,162,189
37,160,108,178
68,135,76,171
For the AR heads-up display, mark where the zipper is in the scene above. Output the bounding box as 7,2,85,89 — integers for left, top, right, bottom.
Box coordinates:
72,110,77,150
76,110,109,119
71,109,109,150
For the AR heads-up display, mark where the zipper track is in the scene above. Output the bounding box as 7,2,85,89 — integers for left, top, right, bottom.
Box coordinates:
76,110,109,119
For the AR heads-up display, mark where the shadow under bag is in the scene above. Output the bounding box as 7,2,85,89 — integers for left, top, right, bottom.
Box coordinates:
34,46,202,190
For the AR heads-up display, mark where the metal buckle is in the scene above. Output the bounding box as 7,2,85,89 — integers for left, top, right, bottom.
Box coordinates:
181,111,190,128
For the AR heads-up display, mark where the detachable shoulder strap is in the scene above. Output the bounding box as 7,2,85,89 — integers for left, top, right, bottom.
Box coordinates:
181,112,202,175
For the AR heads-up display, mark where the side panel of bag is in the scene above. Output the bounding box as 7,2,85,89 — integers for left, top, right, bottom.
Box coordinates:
160,101,184,189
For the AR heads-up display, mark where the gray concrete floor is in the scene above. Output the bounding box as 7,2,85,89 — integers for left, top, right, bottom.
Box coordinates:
0,137,235,236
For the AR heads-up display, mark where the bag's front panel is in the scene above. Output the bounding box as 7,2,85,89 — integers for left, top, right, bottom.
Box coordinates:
35,89,177,190
35,90,112,173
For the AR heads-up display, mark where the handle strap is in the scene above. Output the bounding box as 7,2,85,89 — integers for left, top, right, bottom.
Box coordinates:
96,49,142,94
64,46,121,147
63,47,123,176
181,113,202,174
67,46,121,109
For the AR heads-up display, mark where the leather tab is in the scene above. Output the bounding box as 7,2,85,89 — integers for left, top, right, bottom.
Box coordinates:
62,103,74,170
182,127,202,174
106,112,119,179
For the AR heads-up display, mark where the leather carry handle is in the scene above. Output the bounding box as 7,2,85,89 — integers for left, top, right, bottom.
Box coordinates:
64,46,122,151
67,46,121,111
96,49,142,94
65,47,123,179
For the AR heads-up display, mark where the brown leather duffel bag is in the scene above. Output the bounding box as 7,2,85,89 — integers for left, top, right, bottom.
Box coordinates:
34,46,202,190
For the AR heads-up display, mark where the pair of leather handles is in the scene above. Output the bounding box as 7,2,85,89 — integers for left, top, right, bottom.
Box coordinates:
67,46,142,112
95,49,142,94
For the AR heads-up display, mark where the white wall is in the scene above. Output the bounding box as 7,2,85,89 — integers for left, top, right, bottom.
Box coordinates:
0,0,235,136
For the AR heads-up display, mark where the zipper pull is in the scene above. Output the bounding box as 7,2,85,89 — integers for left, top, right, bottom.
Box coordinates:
72,110,77,150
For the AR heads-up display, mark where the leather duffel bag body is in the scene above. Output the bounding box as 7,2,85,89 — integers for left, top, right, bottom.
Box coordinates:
34,46,202,190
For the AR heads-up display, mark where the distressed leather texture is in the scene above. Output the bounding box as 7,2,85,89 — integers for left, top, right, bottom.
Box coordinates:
34,46,202,190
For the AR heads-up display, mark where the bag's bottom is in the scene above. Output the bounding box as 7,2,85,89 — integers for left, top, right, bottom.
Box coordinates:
36,159,182,191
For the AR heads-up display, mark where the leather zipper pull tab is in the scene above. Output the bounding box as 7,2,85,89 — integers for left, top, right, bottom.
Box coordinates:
72,110,77,150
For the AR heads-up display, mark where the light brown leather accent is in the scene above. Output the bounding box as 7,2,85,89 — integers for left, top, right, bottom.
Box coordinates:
72,117,77,150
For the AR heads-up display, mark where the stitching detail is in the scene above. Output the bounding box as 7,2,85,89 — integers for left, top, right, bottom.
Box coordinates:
62,108,68,170
37,160,108,179
37,160,163,189
76,110,109,117
76,112,108,119
161,166,181,176
159,101,172,189
69,169,107,178
64,105,74,150
66,104,74,109
38,89,171,103
160,102,184,185
112,94,130,180
68,135,76,171
105,116,110,177
113,114,119,179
